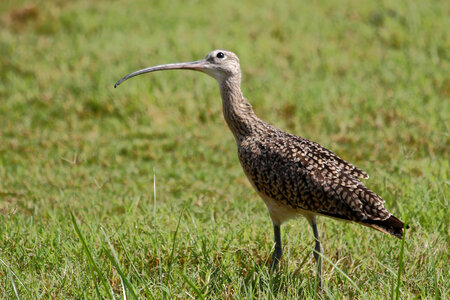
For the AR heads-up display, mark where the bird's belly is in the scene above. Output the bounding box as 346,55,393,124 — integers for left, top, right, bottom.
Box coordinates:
242,168,314,226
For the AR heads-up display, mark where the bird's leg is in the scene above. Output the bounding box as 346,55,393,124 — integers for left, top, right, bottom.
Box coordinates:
309,216,323,288
270,224,282,272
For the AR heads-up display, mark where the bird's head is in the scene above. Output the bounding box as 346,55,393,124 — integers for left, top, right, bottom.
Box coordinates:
115,49,241,88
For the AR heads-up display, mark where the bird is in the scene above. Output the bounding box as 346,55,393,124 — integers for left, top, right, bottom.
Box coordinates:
115,49,407,287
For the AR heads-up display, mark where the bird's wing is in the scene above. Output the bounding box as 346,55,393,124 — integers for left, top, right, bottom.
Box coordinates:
290,137,391,222
296,135,369,180
275,133,390,222
238,128,401,235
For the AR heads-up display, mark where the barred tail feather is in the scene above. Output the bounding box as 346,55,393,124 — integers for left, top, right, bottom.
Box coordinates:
362,215,408,239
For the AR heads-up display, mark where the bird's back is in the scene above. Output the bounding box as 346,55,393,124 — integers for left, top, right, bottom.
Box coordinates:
237,121,405,238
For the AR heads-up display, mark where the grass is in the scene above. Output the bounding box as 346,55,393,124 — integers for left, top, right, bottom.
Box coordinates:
0,0,448,298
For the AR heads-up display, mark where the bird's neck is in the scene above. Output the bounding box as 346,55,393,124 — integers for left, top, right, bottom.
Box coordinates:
219,75,259,141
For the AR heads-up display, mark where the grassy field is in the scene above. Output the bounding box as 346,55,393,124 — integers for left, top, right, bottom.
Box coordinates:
0,0,448,298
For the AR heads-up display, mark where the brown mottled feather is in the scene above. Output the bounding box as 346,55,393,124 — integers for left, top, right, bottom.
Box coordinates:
216,63,405,238
116,49,406,239
236,121,405,238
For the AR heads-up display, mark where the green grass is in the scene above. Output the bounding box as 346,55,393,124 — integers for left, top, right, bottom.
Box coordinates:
0,0,448,298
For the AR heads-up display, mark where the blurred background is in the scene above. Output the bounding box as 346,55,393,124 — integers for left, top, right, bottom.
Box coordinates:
0,0,448,298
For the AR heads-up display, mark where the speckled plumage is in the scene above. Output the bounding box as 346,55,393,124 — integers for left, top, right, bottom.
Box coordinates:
210,51,405,238
238,120,392,226
115,49,407,286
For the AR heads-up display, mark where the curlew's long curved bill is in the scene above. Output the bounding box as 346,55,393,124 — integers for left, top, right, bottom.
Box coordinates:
114,59,208,88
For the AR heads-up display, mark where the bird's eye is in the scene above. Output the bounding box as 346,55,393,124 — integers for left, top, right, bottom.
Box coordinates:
216,52,225,59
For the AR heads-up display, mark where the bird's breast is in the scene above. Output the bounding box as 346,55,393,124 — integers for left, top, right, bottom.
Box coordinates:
239,144,313,225
237,138,317,211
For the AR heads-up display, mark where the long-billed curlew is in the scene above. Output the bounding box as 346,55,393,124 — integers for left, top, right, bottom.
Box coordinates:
115,50,407,286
